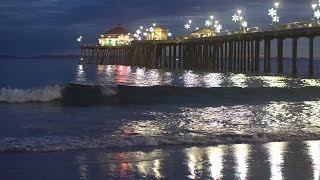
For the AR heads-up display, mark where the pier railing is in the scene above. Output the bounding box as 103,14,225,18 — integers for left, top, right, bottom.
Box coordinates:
81,26,320,76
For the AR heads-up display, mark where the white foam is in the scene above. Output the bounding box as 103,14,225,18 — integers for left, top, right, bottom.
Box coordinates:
0,85,62,103
100,86,118,96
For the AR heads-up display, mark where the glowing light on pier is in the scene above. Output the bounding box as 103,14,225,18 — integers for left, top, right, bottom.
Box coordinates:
77,35,82,42
184,20,193,31
313,2,320,19
232,9,247,33
134,26,145,40
311,1,320,26
184,23,191,30
205,16,223,34
268,2,280,30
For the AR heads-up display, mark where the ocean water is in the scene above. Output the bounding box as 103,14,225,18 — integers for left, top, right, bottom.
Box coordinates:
0,57,320,153
1,57,320,179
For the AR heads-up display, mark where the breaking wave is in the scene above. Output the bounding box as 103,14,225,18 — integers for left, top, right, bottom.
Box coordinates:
1,83,320,105
0,85,63,103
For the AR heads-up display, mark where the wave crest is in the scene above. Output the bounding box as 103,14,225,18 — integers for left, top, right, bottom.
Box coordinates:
0,85,62,103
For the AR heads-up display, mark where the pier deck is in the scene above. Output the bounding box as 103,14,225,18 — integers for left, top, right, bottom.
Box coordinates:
81,26,320,76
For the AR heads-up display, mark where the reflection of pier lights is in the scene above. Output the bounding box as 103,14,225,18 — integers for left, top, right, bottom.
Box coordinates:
77,35,83,63
183,70,200,87
76,154,88,180
115,65,129,84
206,146,225,179
184,147,205,179
234,144,250,180
265,142,287,180
134,150,164,179
307,141,320,180
76,64,86,82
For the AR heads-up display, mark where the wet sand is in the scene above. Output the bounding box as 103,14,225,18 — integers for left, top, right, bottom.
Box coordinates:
0,141,319,180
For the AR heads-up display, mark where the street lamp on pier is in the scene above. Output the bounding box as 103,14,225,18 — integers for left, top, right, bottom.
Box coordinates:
268,2,280,30
205,16,223,36
184,20,193,32
232,9,248,33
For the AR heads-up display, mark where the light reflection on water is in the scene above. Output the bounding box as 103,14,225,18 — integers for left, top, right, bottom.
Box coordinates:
75,65,320,88
76,65,86,83
203,73,222,87
62,142,320,179
265,142,287,180
116,100,320,139
4,141,320,179
207,145,225,179
184,147,205,179
234,144,250,180
183,70,201,87
307,141,320,180
72,65,320,179
75,153,89,180
96,149,165,179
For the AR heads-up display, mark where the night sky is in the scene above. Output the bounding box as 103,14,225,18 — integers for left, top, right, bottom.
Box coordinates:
0,0,315,56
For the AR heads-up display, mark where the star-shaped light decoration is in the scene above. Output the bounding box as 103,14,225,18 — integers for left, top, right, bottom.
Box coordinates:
272,16,280,22
149,27,155,32
268,8,277,17
215,24,223,33
232,14,239,22
241,21,248,28
315,10,320,19
168,32,172,37
184,23,191,30
312,4,317,10
136,29,142,34
205,20,212,27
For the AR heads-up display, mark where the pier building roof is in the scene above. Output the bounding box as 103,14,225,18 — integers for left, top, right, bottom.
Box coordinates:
102,24,130,35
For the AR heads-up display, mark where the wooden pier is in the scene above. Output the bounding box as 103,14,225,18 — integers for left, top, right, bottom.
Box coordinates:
81,26,320,76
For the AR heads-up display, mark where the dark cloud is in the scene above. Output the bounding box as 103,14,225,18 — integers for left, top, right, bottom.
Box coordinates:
0,0,316,55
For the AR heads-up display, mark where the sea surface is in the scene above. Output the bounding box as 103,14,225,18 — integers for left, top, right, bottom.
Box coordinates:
1,57,320,179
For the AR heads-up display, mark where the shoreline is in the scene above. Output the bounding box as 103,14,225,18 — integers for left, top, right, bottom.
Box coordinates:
1,140,319,179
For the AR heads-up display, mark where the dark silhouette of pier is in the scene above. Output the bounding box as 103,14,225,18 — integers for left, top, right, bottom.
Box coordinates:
81,26,320,76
